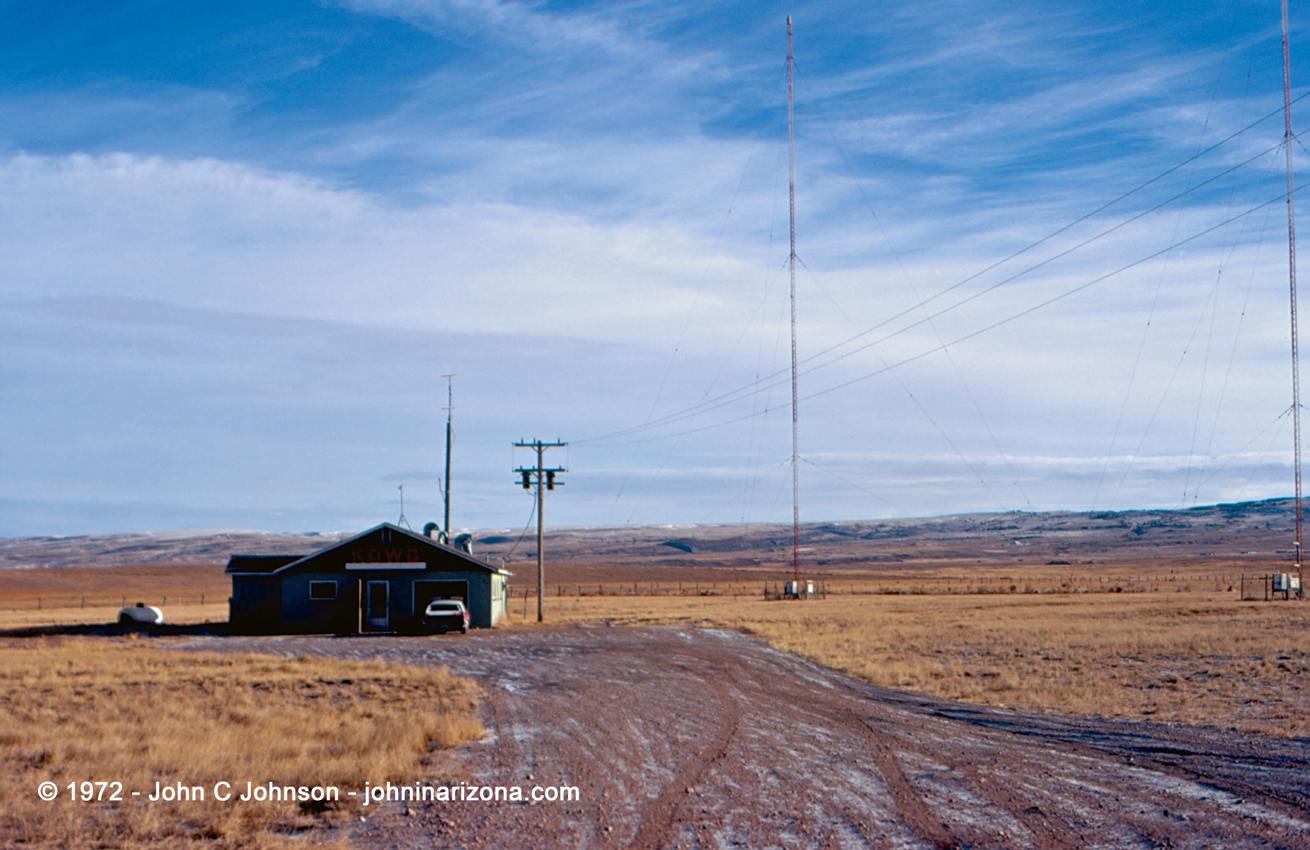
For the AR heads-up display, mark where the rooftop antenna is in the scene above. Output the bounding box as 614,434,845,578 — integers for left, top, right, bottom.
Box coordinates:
787,15,801,587
1282,0,1304,600
443,374,455,537
397,485,412,530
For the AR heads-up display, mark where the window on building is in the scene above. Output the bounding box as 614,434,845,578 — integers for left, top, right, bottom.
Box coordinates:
309,581,337,601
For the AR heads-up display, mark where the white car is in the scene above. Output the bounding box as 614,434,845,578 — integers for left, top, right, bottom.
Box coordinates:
118,603,164,625
421,599,468,634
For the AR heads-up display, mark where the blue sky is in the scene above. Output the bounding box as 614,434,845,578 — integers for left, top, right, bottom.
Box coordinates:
1,0,1307,536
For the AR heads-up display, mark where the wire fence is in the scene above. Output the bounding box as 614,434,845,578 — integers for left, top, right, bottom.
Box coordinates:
0,593,223,613
1238,573,1305,601
506,573,1256,602
6,572,1296,615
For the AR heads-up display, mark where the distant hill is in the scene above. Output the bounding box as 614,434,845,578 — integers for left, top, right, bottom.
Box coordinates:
0,498,1300,575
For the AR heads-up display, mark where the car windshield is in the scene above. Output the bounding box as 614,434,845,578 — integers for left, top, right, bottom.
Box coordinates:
428,602,462,612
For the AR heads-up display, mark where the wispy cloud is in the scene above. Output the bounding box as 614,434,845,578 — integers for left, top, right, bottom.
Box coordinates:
0,0,1304,534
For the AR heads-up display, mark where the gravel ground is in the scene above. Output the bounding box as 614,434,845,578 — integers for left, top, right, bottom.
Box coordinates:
175,624,1310,850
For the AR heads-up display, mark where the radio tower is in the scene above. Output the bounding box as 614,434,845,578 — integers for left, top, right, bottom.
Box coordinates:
443,374,455,538
1283,0,1304,599
787,16,800,587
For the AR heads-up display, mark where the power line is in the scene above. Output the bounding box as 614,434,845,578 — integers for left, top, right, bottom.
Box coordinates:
581,179,1310,448
576,124,1303,449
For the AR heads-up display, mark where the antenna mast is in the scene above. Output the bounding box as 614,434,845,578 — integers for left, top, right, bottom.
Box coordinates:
443,374,455,538
1283,0,1304,599
787,16,800,586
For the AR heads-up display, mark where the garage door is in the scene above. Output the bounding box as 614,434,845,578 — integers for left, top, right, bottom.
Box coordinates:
413,580,469,615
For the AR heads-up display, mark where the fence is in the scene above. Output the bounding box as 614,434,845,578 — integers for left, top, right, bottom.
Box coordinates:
503,573,1248,605
5,573,1277,615
1238,573,1305,601
1,593,221,613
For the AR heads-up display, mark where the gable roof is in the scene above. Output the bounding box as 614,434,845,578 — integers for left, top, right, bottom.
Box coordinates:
225,523,506,576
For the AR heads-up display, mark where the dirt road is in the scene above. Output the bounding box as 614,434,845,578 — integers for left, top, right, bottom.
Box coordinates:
181,625,1310,849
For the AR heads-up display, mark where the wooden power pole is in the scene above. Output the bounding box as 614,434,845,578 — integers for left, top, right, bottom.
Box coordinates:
513,439,567,622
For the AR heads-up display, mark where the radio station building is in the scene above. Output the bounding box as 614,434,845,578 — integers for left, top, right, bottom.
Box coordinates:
226,523,510,634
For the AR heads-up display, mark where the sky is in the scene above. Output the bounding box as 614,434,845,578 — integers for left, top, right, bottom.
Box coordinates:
2,0,1309,537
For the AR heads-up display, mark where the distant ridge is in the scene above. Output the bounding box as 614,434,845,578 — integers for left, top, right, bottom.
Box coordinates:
0,498,1300,570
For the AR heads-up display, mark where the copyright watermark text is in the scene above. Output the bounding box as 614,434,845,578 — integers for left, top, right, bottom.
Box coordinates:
37,779,580,806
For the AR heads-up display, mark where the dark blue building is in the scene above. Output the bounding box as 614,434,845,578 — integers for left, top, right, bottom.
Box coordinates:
226,523,509,633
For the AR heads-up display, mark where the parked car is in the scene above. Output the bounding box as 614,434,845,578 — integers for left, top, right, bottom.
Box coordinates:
118,602,164,626
422,599,468,634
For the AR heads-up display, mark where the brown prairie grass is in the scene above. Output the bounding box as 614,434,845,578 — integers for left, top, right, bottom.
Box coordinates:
0,604,229,630
535,590,1310,737
0,563,228,605
0,637,483,849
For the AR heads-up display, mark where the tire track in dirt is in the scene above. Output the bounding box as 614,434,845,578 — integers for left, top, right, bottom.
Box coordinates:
798,679,1062,849
950,762,1078,850
764,652,1044,848
829,666,1310,849
862,723,1080,850
922,701,1310,814
625,670,739,850
908,701,1310,848
858,731,959,849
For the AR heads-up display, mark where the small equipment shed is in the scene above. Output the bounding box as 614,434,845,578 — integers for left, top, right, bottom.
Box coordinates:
226,523,509,634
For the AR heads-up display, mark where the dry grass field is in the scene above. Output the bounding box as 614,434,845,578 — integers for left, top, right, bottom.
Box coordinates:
0,562,229,628
526,589,1310,738
2,558,1307,743
1,509,1306,776
0,603,229,630
0,638,483,850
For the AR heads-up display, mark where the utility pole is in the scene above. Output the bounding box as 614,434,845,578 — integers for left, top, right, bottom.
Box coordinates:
443,374,455,539
513,439,567,622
